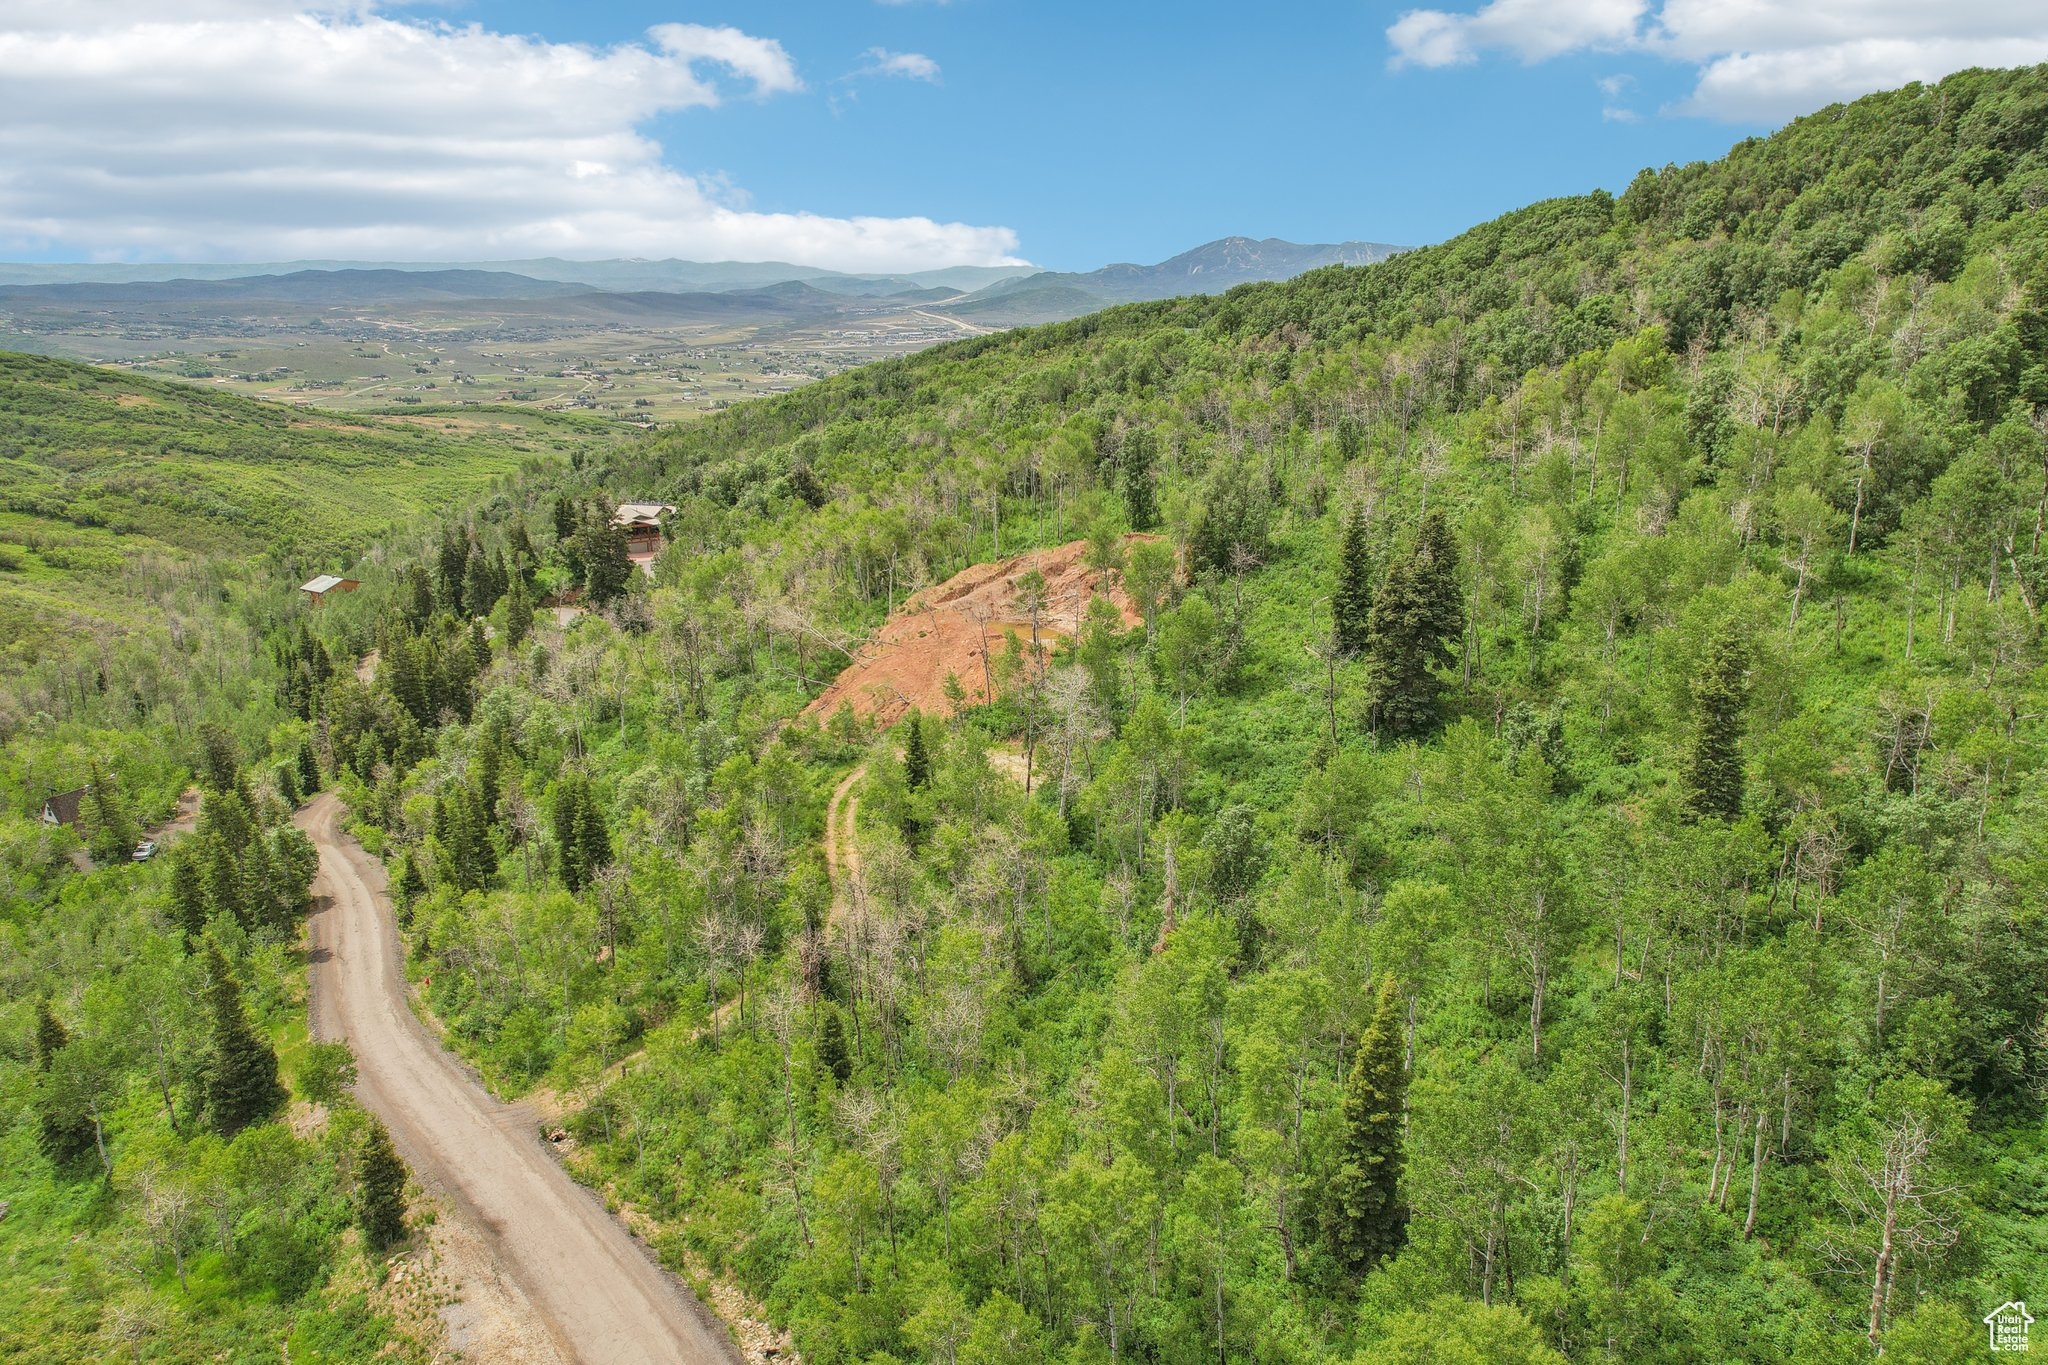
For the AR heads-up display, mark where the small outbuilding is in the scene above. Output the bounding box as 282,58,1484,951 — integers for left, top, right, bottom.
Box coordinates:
300,574,361,605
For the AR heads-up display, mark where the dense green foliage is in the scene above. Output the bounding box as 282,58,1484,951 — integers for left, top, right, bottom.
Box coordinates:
1,729,424,1361
279,65,2048,1365
6,63,2048,1365
0,352,597,683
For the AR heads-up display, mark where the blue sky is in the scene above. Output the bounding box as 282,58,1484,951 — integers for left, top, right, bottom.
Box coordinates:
588,0,1752,269
1,1,2042,271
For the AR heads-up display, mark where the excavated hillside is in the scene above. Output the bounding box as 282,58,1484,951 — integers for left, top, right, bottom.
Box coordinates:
804,535,1155,725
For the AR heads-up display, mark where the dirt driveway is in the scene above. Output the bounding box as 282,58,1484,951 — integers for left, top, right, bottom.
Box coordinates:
299,792,739,1365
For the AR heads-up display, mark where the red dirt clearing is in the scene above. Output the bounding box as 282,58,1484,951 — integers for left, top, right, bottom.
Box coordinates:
805,535,1155,727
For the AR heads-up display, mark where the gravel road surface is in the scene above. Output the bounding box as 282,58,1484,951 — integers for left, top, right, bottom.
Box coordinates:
300,792,737,1365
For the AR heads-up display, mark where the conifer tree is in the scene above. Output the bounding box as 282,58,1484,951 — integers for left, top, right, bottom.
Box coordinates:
790,460,828,509
244,833,287,932
358,1117,409,1250
296,738,321,795
553,775,587,891
30,999,97,1165
576,783,612,882
392,855,425,911
554,773,609,890
1687,623,1750,822
84,762,140,865
403,563,435,628
581,515,633,608
445,785,497,891
902,710,932,791
202,834,246,927
1324,978,1409,1272
1121,429,1159,531
198,723,242,794
463,542,503,618
1365,510,1464,737
504,573,535,649
168,847,207,948
508,523,537,577
438,528,471,614
818,1006,852,1084
1333,505,1373,657
202,941,285,1136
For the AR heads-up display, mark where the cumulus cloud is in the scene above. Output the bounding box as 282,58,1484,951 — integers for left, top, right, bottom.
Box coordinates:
0,2,1022,269
1385,0,2048,121
857,48,943,82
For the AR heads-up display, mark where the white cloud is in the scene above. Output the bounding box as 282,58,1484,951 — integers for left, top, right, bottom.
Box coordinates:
0,3,1022,269
1599,73,1642,120
1386,0,2048,121
1388,0,1647,68
857,48,942,83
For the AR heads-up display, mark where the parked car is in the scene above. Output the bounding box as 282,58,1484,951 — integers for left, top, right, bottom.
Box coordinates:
131,840,157,862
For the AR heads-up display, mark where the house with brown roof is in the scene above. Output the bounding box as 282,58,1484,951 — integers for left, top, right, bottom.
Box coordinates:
40,786,88,827
611,501,676,558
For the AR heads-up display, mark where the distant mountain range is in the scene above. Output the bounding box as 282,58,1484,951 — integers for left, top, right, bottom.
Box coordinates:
0,237,1409,330
0,257,1032,297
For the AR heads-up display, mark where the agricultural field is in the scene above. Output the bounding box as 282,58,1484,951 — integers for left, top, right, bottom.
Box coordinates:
0,300,988,425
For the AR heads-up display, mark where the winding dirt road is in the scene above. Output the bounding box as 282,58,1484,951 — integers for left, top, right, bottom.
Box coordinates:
823,765,865,930
299,792,738,1365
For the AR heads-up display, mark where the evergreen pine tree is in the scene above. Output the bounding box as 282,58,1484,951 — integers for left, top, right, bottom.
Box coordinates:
169,847,207,948
201,941,285,1136
392,855,425,911
1333,504,1374,657
1324,978,1409,1272
30,999,97,1166
438,528,471,615
296,738,321,795
244,833,287,932
902,710,932,791
469,619,492,678
198,723,242,794
509,524,537,580
201,833,246,927
1121,429,1159,531
552,493,579,543
504,574,535,649
1687,623,1749,822
818,1006,852,1084
790,461,828,509
358,1117,409,1250
463,543,501,618
84,762,140,865
1364,510,1464,737
403,564,435,628
575,782,612,882
581,518,634,608
554,775,587,891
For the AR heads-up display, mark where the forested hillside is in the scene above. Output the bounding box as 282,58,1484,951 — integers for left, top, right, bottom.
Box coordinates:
0,354,601,688
6,64,2047,1365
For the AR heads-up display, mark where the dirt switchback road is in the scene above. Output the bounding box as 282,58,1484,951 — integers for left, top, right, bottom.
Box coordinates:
300,792,738,1365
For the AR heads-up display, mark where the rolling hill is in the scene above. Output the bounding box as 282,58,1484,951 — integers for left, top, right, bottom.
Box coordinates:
0,352,606,677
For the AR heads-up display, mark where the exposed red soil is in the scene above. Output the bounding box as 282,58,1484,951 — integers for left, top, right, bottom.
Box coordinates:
804,535,1156,727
